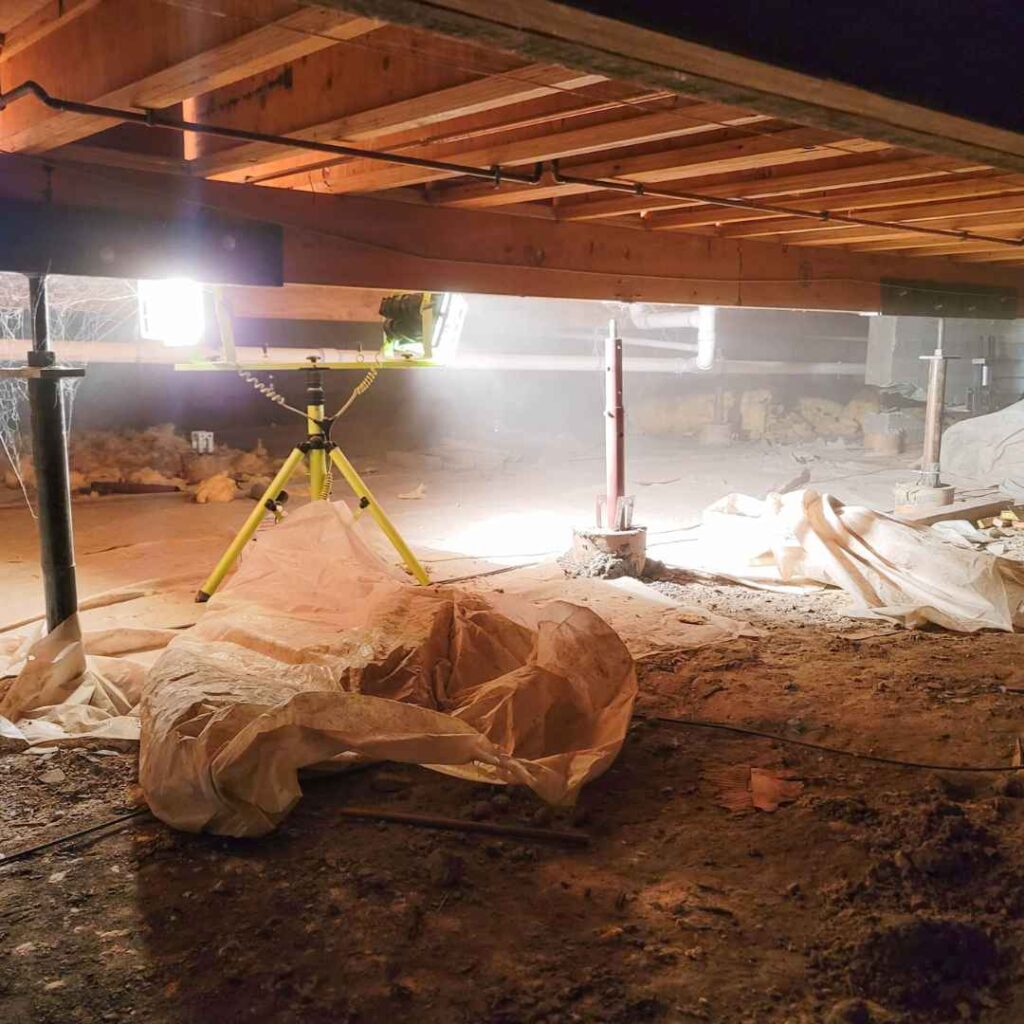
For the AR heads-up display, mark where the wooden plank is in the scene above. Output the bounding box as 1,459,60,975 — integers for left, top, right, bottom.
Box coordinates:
555,154,974,222
298,0,1024,175
49,142,190,176
186,22,538,169
2,151,1022,313
853,233,1024,255
0,0,98,61
954,251,1024,264
197,64,608,182
0,0,51,35
896,495,1016,527
225,283,391,320
266,103,774,194
769,214,1024,248
0,0,381,152
899,242,1024,258
644,175,1021,233
714,191,1024,239
438,128,891,208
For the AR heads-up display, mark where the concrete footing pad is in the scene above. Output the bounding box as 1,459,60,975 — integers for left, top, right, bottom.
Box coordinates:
893,481,956,513
568,526,647,578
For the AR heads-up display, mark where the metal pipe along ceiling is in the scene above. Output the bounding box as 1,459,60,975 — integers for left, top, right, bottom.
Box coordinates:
1,81,1022,251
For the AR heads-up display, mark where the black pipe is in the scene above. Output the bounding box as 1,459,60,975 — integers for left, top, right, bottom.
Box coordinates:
3,79,1022,249
550,168,1024,247
1,80,1022,250
0,80,542,188
26,274,79,632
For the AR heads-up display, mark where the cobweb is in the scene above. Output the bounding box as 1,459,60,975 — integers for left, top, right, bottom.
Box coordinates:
0,273,139,514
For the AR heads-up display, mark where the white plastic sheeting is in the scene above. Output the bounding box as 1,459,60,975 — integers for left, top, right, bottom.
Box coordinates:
678,489,1024,631
0,502,647,836
942,399,1024,495
139,502,638,835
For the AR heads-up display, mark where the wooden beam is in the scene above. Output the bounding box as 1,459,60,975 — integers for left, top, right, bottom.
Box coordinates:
267,102,773,194
0,0,380,152
854,235,1024,255
0,0,52,36
953,251,1024,264
555,155,976,222
197,64,608,182
2,151,1021,314
711,191,1024,240
643,174,1020,233
761,213,1024,248
899,242,1024,259
438,128,891,209
0,0,98,62
225,283,391,320
49,142,190,176
299,0,1024,175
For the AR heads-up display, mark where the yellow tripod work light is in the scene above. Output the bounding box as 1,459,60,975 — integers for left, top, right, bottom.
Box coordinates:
189,290,468,603
195,354,429,601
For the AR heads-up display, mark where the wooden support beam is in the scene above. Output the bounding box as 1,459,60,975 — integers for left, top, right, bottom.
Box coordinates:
439,128,891,209
196,64,609,182
2,151,1021,314
0,0,51,35
712,191,1024,240
898,242,1024,259
954,251,1024,264
267,102,773,194
0,0,380,152
298,0,1024,175
225,283,391,320
643,174,1021,233
764,213,1024,248
555,155,976,222
854,235,1024,255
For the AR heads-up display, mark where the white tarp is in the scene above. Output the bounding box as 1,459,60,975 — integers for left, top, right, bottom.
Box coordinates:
139,502,639,835
1,502,651,836
942,399,1024,495
672,489,1024,632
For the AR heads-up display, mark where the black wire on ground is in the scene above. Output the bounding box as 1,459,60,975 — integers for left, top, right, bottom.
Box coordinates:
643,714,1023,773
0,808,151,864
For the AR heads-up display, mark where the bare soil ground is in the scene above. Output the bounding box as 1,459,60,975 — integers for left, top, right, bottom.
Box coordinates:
4,579,1024,1024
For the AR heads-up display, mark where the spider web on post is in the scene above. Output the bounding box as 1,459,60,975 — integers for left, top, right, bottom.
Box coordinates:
0,274,139,514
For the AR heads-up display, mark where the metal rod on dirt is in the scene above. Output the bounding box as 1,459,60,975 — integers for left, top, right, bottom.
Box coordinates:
336,806,590,846
26,274,79,632
605,319,625,529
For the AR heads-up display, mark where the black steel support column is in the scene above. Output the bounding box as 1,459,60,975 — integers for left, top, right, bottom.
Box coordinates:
26,274,79,631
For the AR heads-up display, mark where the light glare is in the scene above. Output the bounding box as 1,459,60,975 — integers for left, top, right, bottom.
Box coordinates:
138,278,205,348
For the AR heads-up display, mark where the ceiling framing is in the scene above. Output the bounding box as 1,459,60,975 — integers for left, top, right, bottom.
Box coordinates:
1,0,1023,319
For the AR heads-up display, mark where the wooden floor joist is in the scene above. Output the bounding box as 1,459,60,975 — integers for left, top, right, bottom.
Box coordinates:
0,0,1023,297
0,0,382,153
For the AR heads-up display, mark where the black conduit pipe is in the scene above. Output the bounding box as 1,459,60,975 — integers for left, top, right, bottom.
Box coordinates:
1,79,1023,251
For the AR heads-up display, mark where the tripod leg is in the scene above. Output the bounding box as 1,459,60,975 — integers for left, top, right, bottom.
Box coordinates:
328,447,430,585
308,445,327,500
195,448,305,602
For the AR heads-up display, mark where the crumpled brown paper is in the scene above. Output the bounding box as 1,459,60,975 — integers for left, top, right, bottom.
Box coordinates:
139,501,638,836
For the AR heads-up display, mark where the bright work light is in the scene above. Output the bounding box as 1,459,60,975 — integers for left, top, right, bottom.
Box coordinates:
138,278,205,348
379,292,467,361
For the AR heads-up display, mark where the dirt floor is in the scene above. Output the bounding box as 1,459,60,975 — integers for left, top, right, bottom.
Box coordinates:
3,577,1024,1024
3,440,1024,1024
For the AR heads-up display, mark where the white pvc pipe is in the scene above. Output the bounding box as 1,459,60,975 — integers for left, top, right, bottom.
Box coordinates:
0,340,865,375
695,305,717,371
628,304,702,330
